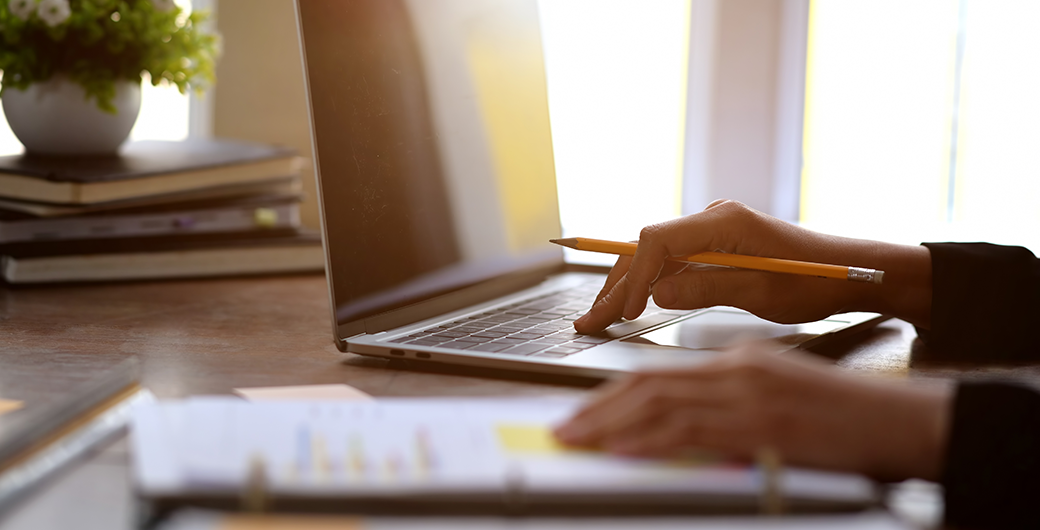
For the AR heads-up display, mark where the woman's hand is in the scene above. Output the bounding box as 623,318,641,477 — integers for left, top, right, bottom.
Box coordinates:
553,342,952,481
573,200,933,334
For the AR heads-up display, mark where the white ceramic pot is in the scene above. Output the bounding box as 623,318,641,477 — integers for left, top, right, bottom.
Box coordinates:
2,76,141,156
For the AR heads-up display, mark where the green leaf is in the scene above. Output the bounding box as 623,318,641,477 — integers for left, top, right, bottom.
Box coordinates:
0,0,219,111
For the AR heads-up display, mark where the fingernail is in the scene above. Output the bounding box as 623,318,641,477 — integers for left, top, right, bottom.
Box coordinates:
573,313,589,327
655,280,677,307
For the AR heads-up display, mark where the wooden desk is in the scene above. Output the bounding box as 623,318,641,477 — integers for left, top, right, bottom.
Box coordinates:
0,273,937,529
0,274,592,400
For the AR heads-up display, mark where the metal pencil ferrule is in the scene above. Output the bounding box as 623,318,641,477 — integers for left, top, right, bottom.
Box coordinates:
847,267,884,285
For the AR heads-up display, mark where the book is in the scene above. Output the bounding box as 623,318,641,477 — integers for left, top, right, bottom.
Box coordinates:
0,177,301,218
0,193,303,244
0,139,302,204
1,229,325,284
0,358,149,513
131,397,877,515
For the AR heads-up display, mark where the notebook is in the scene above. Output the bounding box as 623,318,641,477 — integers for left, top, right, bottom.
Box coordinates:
0,192,302,243
296,0,885,379
0,177,301,218
1,229,324,283
0,358,149,514
131,397,878,515
0,139,300,205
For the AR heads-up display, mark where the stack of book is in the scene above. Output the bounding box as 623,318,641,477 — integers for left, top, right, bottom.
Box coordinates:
0,139,325,284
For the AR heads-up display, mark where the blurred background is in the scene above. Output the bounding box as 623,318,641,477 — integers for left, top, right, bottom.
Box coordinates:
4,0,1036,263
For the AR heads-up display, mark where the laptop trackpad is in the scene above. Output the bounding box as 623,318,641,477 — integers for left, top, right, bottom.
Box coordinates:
624,309,851,350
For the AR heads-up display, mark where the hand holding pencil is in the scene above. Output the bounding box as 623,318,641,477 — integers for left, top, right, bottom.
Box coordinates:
566,200,934,334
554,202,950,487
551,237,884,284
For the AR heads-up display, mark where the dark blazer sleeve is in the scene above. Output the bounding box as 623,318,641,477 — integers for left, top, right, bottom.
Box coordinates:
922,243,1040,527
919,243,1040,362
943,382,1040,529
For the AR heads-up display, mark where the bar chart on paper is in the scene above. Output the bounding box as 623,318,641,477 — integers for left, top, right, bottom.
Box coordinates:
153,398,525,490
131,397,876,505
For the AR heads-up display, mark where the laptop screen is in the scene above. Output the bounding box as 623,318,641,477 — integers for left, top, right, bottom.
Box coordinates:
298,0,564,336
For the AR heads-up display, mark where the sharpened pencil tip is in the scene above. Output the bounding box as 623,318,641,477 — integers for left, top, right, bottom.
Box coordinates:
549,238,580,250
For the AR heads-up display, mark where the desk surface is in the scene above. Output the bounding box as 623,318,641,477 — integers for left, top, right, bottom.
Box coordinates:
0,274,597,400
0,273,943,529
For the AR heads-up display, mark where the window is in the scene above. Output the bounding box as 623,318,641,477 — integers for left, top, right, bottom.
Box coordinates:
540,0,690,265
130,74,192,142
800,0,1040,251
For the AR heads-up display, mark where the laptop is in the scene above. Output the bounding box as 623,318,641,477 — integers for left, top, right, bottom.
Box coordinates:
295,0,885,379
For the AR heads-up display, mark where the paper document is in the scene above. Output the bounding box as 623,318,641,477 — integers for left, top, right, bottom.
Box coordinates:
233,384,373,402
132,397,874,506
158,509,913,530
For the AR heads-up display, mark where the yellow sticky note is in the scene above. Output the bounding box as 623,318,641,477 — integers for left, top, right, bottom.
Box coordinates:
253,208,279,228
0,399,24,416
496,424,571,454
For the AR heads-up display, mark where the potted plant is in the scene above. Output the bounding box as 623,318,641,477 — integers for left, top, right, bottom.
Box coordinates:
0,0,218,155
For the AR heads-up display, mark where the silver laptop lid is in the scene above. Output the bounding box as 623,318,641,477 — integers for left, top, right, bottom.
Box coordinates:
296,0,564,341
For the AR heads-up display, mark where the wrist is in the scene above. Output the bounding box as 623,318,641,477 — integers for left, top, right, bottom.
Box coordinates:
826,238,932,328
869,242,933,328
899,381,953,481
858,378,952,481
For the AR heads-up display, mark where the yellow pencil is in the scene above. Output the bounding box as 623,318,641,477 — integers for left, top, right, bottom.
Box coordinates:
550,237,884,284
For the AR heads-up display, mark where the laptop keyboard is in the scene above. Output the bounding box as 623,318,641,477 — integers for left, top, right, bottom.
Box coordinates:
387,279,677,359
